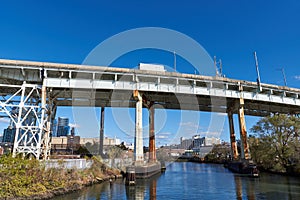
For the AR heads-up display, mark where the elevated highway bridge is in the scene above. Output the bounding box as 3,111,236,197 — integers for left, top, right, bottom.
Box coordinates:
0,59,299,161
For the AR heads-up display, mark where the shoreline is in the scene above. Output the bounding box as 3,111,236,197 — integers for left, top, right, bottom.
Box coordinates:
175,158,300,177
5,174,123,200
0,156,123,200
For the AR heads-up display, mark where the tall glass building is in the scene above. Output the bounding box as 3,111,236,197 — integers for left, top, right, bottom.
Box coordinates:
56,117,70,137
2,127,15,143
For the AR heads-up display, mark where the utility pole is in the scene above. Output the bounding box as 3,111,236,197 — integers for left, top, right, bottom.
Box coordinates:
253,51,262,92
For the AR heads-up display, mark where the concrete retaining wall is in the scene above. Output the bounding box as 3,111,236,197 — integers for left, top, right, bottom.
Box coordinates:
43,159,93,169
103,158,133,170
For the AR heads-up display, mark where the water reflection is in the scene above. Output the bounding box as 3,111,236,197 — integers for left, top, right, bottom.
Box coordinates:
126,174,160,200
235,175,243,200
233,173,300,200
234,175,256,200
150,177,157,200
51,163,300,200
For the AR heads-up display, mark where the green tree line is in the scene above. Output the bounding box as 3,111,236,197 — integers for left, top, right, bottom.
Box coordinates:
249,114,300,174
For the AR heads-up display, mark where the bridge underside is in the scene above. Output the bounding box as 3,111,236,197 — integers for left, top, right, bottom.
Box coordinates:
2,87,299,116
26,88,299,116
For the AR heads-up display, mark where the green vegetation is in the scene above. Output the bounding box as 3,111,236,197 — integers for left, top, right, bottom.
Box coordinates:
156,147,177,162
250,114,300,174
204,144,231,163
0,155,119,199
202,114,299,175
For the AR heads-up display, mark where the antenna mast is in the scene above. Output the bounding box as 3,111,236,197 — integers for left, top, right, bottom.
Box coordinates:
219,59,222,77
214,56,223,77
214,56,218,76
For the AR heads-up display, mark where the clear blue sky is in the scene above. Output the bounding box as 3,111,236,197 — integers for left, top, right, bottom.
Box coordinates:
0,0,300,145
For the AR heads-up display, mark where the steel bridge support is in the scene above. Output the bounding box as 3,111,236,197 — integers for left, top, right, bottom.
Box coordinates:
133,90,144,165
0,82,51,159
148,102,156,163
238,98,250,160
228,110,238,160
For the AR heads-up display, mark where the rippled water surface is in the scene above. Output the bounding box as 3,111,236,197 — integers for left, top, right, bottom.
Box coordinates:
52,162,300,200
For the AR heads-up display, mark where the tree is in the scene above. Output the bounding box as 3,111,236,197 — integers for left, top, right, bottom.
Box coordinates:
250,114,300,173
75,146,91,157
204,144,231,163
85,142,99,155
116,142,128,151
107,145,123,168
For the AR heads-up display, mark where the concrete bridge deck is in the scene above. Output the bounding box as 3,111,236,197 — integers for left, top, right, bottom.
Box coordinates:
0,58,299,161
1,59,299,116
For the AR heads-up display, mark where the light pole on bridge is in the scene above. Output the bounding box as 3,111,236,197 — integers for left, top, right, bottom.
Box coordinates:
254,51,262,92
277,67,287,87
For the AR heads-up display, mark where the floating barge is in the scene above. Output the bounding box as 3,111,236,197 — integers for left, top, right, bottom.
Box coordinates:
225,160,259,177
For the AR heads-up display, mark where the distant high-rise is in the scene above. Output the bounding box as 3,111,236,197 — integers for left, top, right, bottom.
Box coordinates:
71,127,75,136
56,117,70,137
2,127,15,143
51,119,58,137
58,117,69,126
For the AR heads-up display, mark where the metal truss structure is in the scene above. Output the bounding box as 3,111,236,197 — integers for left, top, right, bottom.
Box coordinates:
0,83,51,159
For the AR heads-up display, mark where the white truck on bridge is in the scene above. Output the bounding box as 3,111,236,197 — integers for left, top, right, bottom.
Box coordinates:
138,63,165,72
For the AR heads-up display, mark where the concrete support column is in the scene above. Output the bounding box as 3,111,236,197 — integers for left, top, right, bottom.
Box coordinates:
134,90,144,164
238,98,250,160
39,85,48,159
43,98,56,159
43,121,51,160
99,107,105,156
41,85,51,160
228,111,238,160
149,103,156,163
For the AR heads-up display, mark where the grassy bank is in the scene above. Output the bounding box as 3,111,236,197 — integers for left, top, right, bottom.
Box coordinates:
0,155,120,200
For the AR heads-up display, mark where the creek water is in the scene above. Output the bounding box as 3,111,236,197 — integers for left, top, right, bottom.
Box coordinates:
51,162,300,200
